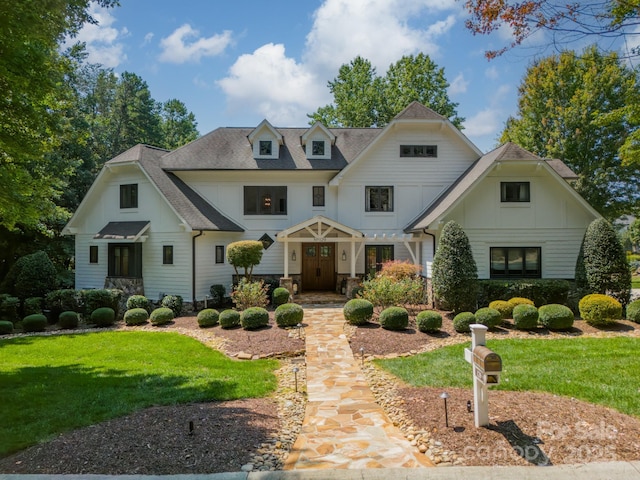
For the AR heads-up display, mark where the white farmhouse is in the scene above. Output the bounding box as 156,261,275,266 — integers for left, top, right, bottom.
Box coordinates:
63,102,600,304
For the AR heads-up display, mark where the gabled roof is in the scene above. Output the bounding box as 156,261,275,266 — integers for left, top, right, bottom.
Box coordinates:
276,215,364,240
161,127,380,171
247,119,283,145
405,142,598,232
301,122,336,145
394,101,449,121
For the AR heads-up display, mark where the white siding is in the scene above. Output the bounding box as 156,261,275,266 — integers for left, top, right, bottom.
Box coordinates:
74,235,108,290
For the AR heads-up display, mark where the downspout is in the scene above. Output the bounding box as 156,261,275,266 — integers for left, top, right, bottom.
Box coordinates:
192,230,204,308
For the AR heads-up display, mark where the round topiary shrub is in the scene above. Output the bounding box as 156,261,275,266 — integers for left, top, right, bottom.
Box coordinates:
126,295,151,312
22,314,48,332
512,304,539,330
275,303,304,328
579,293,622,327
416,310,442,332
538,304,574,330
474,307,502,329
219,309,241,329
58,311,79,329
626,299,640,323
343,298,374,326
161,295,183,317
271,287,290,307
508,297,535,307
488,300,513,319
453,312,475,333
379,306,409,331
124,308,149,326
0,320,14,335
90,307,116,327
241,307,269,330
150,307,174,326
197,309,219,328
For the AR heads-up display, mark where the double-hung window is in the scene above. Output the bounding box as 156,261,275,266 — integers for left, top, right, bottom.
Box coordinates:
120,184,138,208
365,186,393,212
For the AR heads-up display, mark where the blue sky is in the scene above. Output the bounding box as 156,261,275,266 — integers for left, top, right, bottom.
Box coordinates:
69,0,620,153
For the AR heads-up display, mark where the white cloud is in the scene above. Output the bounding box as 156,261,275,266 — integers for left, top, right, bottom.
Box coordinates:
68,5,127,67
463,108,503,136
485,66,499,79
217,43,327,125
159,24,233,63
449,73,468,95
143,32,154,45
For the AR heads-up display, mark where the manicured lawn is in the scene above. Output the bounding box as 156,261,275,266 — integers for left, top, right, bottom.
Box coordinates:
632,277,640,288
377,337,640,418
0,331,278,456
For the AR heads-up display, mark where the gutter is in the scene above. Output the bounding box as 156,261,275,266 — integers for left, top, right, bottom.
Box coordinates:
192,230,204,308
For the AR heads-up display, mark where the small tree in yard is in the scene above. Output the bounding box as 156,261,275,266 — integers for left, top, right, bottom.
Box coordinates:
432,221,478,313
577,218,631,306
226,240,264,281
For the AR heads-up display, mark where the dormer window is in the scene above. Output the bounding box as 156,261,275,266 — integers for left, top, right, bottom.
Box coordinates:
259,140,272,156
302,122,335,160
312,140,325,156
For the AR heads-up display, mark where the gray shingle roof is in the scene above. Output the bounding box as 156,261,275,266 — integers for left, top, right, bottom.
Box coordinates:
393,101,448,121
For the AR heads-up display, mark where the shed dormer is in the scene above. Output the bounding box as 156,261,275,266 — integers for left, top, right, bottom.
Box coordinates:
301,122,335,160
248,120,283,159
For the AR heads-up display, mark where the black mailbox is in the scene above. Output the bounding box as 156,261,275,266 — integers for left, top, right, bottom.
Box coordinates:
473,346,502,373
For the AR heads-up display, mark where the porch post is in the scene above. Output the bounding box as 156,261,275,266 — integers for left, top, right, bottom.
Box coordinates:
283,240,289,278
350,238,356,277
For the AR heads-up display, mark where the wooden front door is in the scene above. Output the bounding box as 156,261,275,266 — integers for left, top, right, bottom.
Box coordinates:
302,243,335,291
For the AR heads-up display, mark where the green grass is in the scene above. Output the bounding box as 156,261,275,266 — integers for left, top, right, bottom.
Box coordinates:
0,331,278,456
631,277,640,288
377,337,640,418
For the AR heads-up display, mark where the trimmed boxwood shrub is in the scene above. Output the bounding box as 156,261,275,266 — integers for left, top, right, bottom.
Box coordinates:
197,309,220,328
477,279,570,307
0,320,14,335
241,307,269,330
272,287,290,307
275,303,304,328
82,289,122,318
126,295,151,312
416,310,442,332
23,297,43,316
579,293,622,327
626,299,640,323
45,289,80,321
161,295,183,317
58,311,79,329
488,300,513,319
508,297,534,307
343,298,374,326
219,309,241,329
22,314,47,332
453,312,475,333
474,307,502,328
150,307,174,326
124,308,149,326
538,304,574,330
91,307,116,327
512,304,539,330
379,306,409,331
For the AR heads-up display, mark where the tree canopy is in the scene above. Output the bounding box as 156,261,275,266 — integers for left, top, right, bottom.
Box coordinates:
501,46,640,221
462,0,640,59
308,54,463,128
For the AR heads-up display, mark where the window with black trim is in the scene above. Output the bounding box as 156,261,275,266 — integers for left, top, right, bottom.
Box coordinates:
365,186,393,212
259,140,272,156
501,182,530,202
89,245,98,264
163,245,173,265
244,186,287,215
108,243,142,278
312,186,325,207
215,245,225,264
400,145,437,157
365,245,394,278
120,184,138,208
312,140,325,156
490,247,541,278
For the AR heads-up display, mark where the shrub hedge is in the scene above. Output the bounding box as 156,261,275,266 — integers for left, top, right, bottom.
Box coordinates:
150,307,174,326
477,279,570,307
578,294,622,327
272,287,290,307
512,304,539,330
219,309,241,329
453,312,475,333
379,307,409,331
626,299,640,323
22,314,48,332
58,311,79,329
0,295,19,322
124,308,149,326
241,307,269,330
45,289,80,320
209,284,226,306
197,309,219,328
488,300,513,319
416,310,442,332
82,289,122,318
343,298,374,326
0,320,14,335
275,303,304,328
161,295,183,317
538,304,574,330
91,307,116,327
23,297,43,316
126,295,151,312
474,307,502,328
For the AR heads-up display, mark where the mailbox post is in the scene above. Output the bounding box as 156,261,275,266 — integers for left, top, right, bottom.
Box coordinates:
463,324,502,427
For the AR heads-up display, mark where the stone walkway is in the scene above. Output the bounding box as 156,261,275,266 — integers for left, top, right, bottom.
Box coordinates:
284,305,432,470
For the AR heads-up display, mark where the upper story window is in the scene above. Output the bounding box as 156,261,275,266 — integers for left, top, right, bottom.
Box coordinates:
162,245,174,265
120,184,138,209
490,247,541,278
312,140,325,156
400,145,437,157
501,182,530,202
366,186,393,212
259,140,272,156
312,186,325,207
89,245,98,264
244,186,287,215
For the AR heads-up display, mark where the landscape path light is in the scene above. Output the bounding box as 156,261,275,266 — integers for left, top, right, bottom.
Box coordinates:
440,391,450,428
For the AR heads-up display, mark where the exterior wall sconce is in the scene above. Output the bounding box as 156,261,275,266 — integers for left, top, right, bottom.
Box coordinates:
341,250,347,261
291,250,296,261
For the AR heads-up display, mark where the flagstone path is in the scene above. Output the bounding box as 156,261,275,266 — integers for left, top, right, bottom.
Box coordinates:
284,304,433,470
